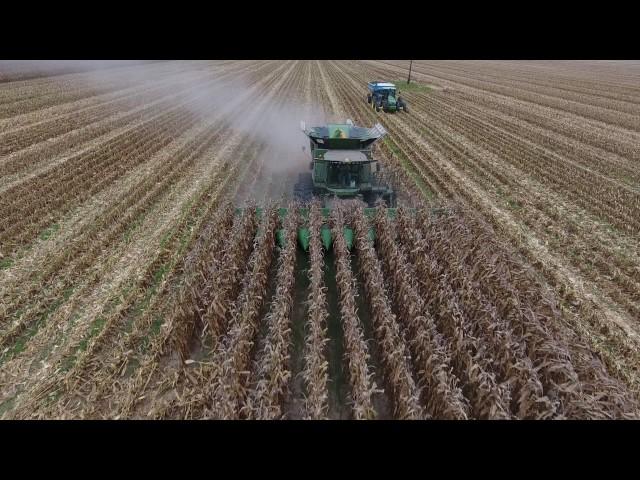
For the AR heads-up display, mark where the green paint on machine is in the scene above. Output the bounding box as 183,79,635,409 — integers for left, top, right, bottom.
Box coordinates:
243,207,414,252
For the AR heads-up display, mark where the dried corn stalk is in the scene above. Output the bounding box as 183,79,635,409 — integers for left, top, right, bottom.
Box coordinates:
395,208,512,419
423,208,639,418
200,205,259,347
301,202,330,419
352,207,424,420
205,206,278,419
243,206,299,419
330,206,377,419
374,207,469,419
402,209,556,418
170,202,236,360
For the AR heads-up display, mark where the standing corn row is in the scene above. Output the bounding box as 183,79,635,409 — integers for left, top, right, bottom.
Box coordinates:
171,202,236,361
205,206,278,419
201,205,259,346
352,207,424,420
420,212,558,418
302,202,330,419
425,209,636,418
373,207,470,419
395,208,512,419
243,207,299,419
153,205,261,419
330,206,377,420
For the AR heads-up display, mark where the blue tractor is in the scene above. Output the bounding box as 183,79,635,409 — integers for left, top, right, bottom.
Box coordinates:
366,81,408,113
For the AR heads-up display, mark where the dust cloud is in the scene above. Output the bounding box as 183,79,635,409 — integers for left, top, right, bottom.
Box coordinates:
1,60,352,201
0,60,153,81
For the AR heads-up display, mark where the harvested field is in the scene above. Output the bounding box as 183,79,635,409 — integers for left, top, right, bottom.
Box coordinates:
1,60,639,419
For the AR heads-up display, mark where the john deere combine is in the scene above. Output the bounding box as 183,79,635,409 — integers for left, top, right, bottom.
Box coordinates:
235,206,400,252
367,81,408,113
294,119,395,207
236,119,406,252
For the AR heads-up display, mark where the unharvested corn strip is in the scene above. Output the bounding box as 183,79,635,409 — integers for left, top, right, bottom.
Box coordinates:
352,207,424,420
400,209,557,419
301,202,330,419
394,209,512,419
421,208,637,418
243,207,299,419
196,205,259,352
374,207,469,419
205,207,278,419
170,202,237,361
331,207,377,420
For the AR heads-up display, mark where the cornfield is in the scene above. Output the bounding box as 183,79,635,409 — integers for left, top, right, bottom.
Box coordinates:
1,60,639,419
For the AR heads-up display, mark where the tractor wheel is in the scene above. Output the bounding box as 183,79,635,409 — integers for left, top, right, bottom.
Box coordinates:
367,94,371,104
375,104,380,112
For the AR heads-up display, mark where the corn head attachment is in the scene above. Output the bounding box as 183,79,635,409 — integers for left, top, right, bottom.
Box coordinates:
235,207,415,252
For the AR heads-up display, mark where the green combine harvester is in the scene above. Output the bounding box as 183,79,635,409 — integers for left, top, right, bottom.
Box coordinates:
237,119,406,252
294,119,395,207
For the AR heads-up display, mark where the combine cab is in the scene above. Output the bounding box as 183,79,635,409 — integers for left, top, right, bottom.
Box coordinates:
294,119,396,207
367,81,408,113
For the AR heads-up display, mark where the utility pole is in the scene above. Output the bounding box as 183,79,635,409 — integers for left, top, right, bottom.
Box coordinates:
407,60,413,84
